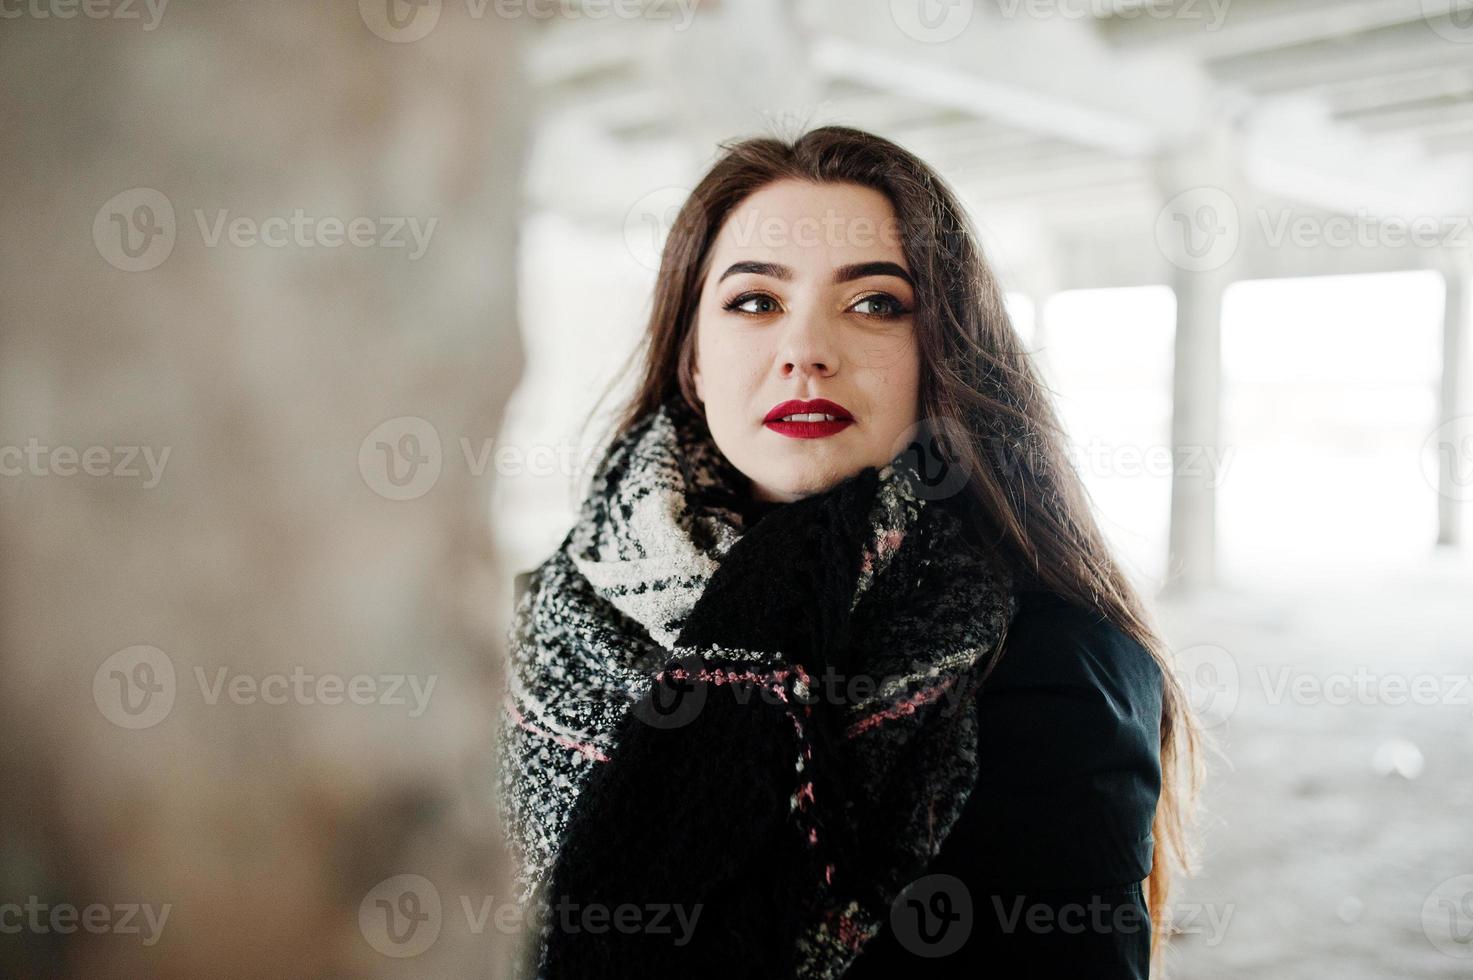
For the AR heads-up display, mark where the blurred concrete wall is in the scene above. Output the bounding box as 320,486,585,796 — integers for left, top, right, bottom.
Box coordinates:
0,4,528,978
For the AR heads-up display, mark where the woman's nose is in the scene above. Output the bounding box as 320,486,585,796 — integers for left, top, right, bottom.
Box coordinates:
777,315,839,379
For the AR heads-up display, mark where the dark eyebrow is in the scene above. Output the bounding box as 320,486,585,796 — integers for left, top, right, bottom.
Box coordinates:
716,260,914,289
717,260,793,283
834,261,914,288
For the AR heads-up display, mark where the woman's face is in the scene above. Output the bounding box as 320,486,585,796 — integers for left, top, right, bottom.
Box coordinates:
692,179,922,503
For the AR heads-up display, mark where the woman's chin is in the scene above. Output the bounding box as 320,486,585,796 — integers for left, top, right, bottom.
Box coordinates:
748,464,865,504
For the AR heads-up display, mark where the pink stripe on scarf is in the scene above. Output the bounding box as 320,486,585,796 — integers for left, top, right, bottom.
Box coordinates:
843,676,958,739
507,703,610,763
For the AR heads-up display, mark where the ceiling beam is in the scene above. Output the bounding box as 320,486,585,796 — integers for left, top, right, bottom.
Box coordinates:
810,36,1158,157
1207,17,1473,94
1098,0,1464,59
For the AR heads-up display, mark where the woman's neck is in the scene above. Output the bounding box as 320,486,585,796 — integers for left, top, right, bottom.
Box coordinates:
728,472,793,528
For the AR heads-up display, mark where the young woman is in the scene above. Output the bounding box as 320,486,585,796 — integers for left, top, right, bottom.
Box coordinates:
500,126,1202,979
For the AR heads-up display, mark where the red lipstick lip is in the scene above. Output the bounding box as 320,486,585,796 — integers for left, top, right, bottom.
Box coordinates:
762,399,854,424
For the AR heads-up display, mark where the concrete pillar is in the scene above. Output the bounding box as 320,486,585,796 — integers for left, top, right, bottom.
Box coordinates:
1155,127,1245,593
0,7,529,979
1022,258,1063,394
1436,249,1473,546
1167,268,1228,590
1016,240,1063,355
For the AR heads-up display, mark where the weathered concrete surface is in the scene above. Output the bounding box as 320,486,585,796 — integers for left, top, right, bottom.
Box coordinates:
0,5,529,978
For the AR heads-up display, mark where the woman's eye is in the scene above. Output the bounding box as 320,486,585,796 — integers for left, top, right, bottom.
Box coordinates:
722,292,909,318
724,293,781,315
851,294,909,318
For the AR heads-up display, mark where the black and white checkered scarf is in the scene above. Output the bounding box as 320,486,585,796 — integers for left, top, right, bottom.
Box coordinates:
499,396,1017,979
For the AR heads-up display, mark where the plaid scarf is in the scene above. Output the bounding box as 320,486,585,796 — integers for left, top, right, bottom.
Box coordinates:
499,397,1017,978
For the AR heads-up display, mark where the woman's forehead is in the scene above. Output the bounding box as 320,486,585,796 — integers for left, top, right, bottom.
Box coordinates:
710,181,909,274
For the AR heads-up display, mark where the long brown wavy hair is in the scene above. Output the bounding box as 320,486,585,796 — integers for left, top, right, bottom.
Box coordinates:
606,124,1202,972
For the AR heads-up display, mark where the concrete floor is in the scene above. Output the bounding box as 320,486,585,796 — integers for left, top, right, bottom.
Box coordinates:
1156,549,1473,979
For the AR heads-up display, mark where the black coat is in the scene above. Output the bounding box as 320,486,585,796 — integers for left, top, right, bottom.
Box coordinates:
528,467,1164,980
844,589,1164,979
